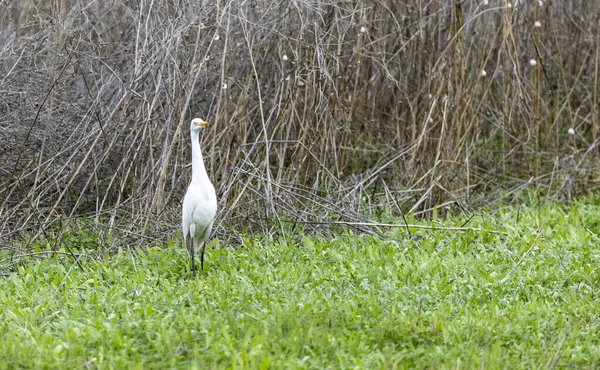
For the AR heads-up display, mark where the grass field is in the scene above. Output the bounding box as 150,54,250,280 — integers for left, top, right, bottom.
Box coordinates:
2,198,600,368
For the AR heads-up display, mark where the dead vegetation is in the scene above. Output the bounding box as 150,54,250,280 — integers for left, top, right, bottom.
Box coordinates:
0,0,598,247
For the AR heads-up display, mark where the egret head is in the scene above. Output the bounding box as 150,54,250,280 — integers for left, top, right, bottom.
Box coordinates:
190,118,209,131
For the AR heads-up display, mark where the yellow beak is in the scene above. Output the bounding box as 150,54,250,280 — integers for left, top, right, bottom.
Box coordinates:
195,121,209,127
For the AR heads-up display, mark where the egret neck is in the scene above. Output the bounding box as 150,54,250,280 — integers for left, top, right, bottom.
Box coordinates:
190,129,208,186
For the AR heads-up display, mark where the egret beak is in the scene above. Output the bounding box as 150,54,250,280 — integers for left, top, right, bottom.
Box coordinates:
194,120,209,127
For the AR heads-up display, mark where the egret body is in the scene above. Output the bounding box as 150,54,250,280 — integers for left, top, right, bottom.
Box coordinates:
182,118,217,275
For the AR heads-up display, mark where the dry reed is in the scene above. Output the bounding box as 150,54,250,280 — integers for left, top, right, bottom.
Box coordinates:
0,0,598,252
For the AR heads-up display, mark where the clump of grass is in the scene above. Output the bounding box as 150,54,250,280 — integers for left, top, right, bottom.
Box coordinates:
1,199,600,368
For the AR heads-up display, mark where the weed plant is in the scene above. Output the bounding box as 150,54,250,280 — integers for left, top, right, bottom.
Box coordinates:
2,199,600,368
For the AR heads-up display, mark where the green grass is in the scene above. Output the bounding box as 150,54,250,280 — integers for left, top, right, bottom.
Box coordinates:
2,199,600,368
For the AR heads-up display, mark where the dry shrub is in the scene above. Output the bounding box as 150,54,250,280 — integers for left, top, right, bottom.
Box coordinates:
0,0,598,246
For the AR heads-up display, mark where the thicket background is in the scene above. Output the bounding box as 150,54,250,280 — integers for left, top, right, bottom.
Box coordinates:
1,0,599,248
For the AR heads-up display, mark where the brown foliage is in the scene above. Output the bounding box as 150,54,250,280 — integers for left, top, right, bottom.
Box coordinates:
0,0,598,243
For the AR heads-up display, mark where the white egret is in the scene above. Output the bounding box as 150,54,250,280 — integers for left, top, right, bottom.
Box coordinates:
182,118,217,275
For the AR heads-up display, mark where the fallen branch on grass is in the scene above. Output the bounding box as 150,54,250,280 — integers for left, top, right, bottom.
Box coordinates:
272,219,507,235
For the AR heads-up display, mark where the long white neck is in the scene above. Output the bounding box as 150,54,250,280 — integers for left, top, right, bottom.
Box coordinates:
190,129,208,185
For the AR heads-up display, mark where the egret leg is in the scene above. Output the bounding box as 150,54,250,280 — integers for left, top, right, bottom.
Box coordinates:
191,248,197,277
200,242,206,270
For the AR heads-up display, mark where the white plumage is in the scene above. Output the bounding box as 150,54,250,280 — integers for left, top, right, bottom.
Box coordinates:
182,118,217,275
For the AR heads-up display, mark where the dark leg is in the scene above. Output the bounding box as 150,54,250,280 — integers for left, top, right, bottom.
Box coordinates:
191,248,197,276
200,242,206,270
